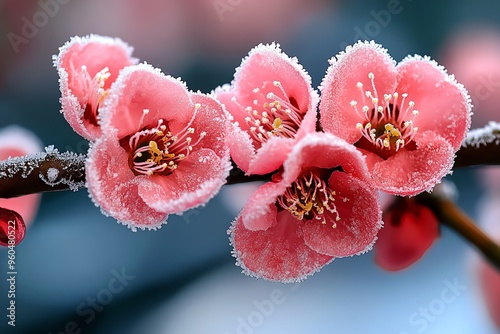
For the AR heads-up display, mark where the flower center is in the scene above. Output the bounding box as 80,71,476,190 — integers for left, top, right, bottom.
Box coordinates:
277,170,340,228
231,80,304,146
125,106,206,176
79,65,111,127
350,72,419,159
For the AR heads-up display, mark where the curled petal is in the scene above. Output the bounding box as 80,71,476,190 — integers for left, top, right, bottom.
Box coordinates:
246,106,318,175
282,132,372,185
240,182,284,231
225,121,254,173
54,34,138,140
246,136,294,175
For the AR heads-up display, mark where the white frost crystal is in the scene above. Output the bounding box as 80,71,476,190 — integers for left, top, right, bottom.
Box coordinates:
462,121,500,148
47,168,59,182
0,146,86,192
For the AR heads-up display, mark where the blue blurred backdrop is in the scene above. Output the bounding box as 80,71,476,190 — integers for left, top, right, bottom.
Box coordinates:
1,0,500,333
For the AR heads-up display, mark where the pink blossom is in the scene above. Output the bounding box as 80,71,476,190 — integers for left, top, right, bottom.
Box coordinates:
320,41,472,195
475,171,500,328
86,64,231,230
187,0,331,58
0,207,26,247
216,43,319,175
476,230,500,328
54,35,138,141
441,27,500,128
479,255,500,328
374,200,439,271
229,132,382,282
0,126,42,225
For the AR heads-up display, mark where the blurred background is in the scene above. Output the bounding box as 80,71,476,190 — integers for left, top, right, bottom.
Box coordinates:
1,0,500,333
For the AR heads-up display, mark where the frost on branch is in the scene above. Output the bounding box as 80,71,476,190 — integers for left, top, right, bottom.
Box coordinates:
462,121,500,148
455,121,500,168
0,146,86,198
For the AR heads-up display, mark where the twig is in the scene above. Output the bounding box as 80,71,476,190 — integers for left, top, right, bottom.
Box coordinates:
455,121,500,168
417,191,500,271
1,122,500,196
0,146,85,198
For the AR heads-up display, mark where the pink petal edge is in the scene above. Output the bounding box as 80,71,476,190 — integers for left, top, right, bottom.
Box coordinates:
246,105,318,175
137,149,232,213
99,63,192,139
319,40,398,144
229,212,334,283
396,55,472,150
240,181,285,231
282,132,372,186
231,43,317,108
246,136,295,175
369,131,455,195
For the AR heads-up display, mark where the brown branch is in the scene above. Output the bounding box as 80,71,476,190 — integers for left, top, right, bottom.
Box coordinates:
417,191,500,271
1,122,500,197
0,147,86,198
454,121,500,168
225,161,272,185
1,140,500,271
0,149,270,198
